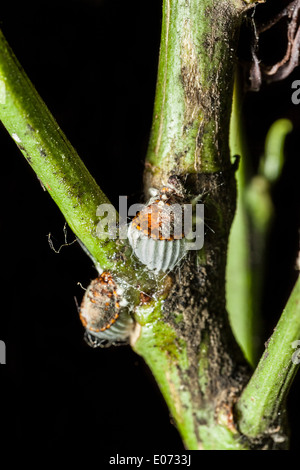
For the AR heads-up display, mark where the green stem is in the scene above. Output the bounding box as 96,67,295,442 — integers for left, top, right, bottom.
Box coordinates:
0,28,114,269
133,0,254,450
235,277,300,442
144,0,246,191
132,298,251,450
0,28,153,288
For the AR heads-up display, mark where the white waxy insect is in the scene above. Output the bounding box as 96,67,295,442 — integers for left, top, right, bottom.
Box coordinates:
127,176,188,274
79,271,134,347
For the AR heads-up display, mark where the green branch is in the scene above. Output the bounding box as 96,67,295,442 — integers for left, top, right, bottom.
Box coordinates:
133,0,254,450
0,29,115,268
132,298,251,450
235,277,300,443
144,0,247,191
0,28,154,289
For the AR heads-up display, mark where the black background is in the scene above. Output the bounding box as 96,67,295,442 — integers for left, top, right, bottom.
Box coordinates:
0,0,299,454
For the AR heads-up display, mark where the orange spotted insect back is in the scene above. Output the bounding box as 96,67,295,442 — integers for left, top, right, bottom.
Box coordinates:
127,175,188,274
79,271,134,347
131,201,185,241
80,272,120,333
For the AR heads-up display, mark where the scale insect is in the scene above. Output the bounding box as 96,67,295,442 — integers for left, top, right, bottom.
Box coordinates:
127,175,190,274
79,271,134,347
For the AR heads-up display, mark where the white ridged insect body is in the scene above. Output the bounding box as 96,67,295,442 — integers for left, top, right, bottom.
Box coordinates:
84,314,134,348
79,272,134,346
127,223,186,273
128,176,188,274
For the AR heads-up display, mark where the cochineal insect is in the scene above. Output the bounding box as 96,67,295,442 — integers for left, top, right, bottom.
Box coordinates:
127,176,188,274
79,271,134,347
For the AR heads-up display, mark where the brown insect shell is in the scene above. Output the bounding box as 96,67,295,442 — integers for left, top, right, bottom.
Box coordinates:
128,184,187,274
79,272,134,345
